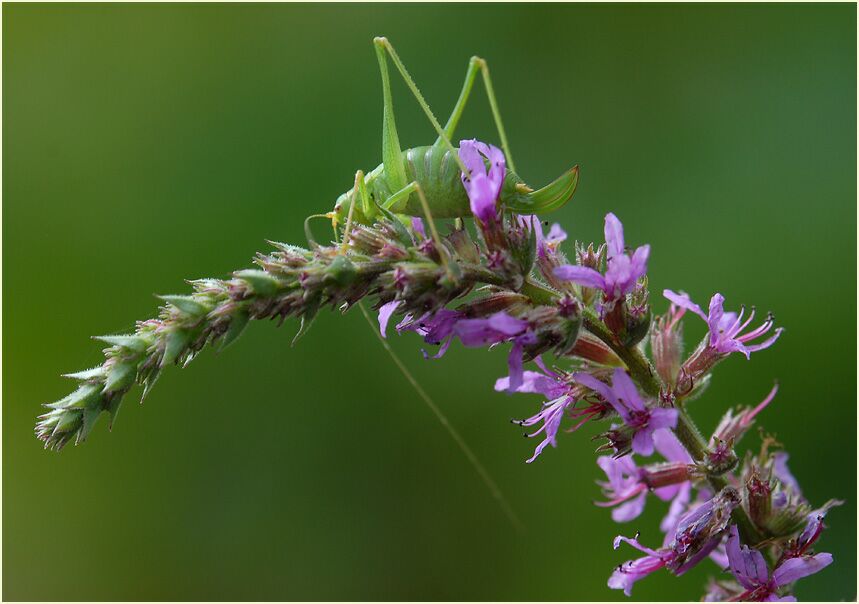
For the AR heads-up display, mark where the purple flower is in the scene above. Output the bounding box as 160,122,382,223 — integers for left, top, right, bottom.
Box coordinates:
495,358,568,399
722,525,832,601
396,309,463,359
574,368,678,456
781,500,843,561
535,220,568,259
663,290,783,360
394,309,537,391
455,312,535,391
554,213,650,302
608,534,671,597
516,395,572,463
499,359,610,463
596,456,649,522
454,311,527,346
596,429,693,524
459,139,505,225
610,488,739,596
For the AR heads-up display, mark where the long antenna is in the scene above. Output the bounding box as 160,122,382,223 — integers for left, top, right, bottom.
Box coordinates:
357,301,525,534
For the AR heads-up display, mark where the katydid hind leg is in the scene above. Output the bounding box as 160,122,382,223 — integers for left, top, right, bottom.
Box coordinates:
475,57,517,173
374,40,408,193
439,56,518,173
373,37,468,175
436,58,481,147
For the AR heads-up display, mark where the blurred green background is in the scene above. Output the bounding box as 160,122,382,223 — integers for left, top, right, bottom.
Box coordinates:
4,3,855,601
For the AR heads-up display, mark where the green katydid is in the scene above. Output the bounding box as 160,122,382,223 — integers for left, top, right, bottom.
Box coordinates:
328,37,579,242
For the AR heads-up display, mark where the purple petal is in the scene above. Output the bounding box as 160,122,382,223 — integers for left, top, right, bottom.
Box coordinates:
553,265,606,290
488,312,529,336
494,370,558,396
632,429,656,456
772,452,802,498
424,338,452,359
536,221,568,258
524,435,554,464
612,491,648,523
607,555,664,597
659,482,692,533
547,223,567,244
458,139,486,176
604,212,625,260
507,340,525,392
648,408,679,431
725,525,768,589
410,217,427,240
453,312,525,347
707,294,726,344
630,244,650,281
572,372,615,406
663,289,708,321
597,455,627,490
744,327,784,353
613,534,663,557
612,368,646,412
772,553,833,586
485,144,506,185
466,174,500,223
378,301,402,338
653,428,693,464
798,500,843,550
604,255,633,298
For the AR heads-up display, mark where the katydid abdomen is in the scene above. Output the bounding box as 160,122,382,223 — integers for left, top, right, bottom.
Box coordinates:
333,144,579,226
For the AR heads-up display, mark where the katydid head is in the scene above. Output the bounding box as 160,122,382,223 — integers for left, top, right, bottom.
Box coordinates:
500,165,580,216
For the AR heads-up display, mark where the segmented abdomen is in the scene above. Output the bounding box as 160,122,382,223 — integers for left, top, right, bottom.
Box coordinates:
373,145,471,219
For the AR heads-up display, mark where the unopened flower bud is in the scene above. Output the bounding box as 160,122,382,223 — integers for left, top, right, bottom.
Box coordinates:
576,241,605,271
745,469,773,528
595,425,633,458
324,255,358,287
622,302,651,347
554,311,582,358
458,292,530,318
651,305,685,387
517,306,581,360
566,331,623,366
574,241,605,306
446,227,480,264
507,215,537,276
705,438,738,475
604,292,651,347
641,462,696,489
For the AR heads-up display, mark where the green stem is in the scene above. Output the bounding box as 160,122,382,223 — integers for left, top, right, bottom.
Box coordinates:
581,307,661,397
673,405,709,460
